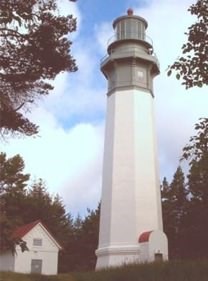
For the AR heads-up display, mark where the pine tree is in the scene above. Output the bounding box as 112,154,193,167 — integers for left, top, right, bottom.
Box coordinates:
0,153,74,262
0,152,30,252
78,205,100,270
161,168,188,259
170,166,188,258
62,204,100,272
181,118,208,258
23,179,74,251
161,177,171,202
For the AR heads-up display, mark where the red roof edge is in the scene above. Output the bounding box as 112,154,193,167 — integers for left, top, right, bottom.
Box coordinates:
12,220,41,239
12,220,62,249
138,231,153,243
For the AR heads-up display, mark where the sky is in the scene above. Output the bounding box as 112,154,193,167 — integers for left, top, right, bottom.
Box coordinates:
2,0,208,217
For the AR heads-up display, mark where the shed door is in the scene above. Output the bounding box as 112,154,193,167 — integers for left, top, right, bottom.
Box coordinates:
31,259,42,274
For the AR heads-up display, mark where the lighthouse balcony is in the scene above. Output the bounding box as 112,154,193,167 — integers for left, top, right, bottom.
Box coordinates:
100,32,160,72
106,33,155,56
107,32,153,48
101,44,160,74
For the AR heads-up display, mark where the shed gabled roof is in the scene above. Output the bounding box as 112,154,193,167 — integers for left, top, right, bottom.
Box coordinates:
13,220,62,249
13,220,41,239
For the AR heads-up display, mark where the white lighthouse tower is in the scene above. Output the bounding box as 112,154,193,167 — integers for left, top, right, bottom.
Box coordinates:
95,9,168,269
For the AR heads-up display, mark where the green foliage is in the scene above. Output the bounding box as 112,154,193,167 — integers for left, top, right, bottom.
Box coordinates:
162,118,208,259
181,118,208,258
0,152,30,192
182,118,208,204
182,118,208,162
22,179,74,252
168,0,208,89
75,206,100,270
0,0,77,137
0,152,30,252
60,204,100,272
161,167,188,259
0,152,74,258
166,1,208,255
0,151,100,272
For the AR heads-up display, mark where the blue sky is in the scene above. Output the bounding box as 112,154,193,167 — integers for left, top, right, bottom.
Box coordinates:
2,0,208,217
77,0,146,31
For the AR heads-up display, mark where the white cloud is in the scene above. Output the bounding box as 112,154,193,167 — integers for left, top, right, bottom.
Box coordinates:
40,48,106,123
94,22,113,55
2,106,104,216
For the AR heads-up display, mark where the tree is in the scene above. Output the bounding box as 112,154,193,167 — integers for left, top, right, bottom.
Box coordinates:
0,0,77,137
182,118,208,163
62,204,100,272
161,177,172,239
185,119,208,205
168,0,208,88
169,166,188,258
78,205,100,270
181,118,208,258
0,151,102,269
0,153,74,261
166,0,208,257
161,168,188,259
0,152,30,252
170,167,188,220
161,177,171,202
24,179,74,250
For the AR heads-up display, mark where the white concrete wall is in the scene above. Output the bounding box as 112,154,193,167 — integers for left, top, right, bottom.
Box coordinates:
133,90,163,235
14,224,59,275
98,89,137,248
96,88,163,268
148,230,168,262
0,251,14,271
139,243,149,263
96,245,140,269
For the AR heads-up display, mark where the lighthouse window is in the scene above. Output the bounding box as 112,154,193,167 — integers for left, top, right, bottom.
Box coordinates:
116,19,144,41
130,19,142,39
137,70,144,79
119,21,125,39
125,20,132,38
136,21,144,40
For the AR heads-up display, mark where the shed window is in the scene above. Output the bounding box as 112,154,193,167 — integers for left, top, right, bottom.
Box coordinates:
33,238,42,246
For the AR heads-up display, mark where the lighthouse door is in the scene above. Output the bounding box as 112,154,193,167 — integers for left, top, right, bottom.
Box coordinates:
154,253,163,262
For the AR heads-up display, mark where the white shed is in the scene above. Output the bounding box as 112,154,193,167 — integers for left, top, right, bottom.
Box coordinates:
0,220,62,275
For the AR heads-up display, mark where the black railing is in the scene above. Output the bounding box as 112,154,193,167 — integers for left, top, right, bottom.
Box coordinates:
107,32,153,46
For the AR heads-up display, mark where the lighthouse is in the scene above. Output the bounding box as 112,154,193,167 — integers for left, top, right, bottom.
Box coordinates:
95,9,168,269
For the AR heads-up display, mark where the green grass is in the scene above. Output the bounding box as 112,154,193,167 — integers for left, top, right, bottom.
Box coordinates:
1,260,208,281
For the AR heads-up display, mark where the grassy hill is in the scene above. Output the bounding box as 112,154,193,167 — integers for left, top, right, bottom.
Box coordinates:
1,260,208,281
